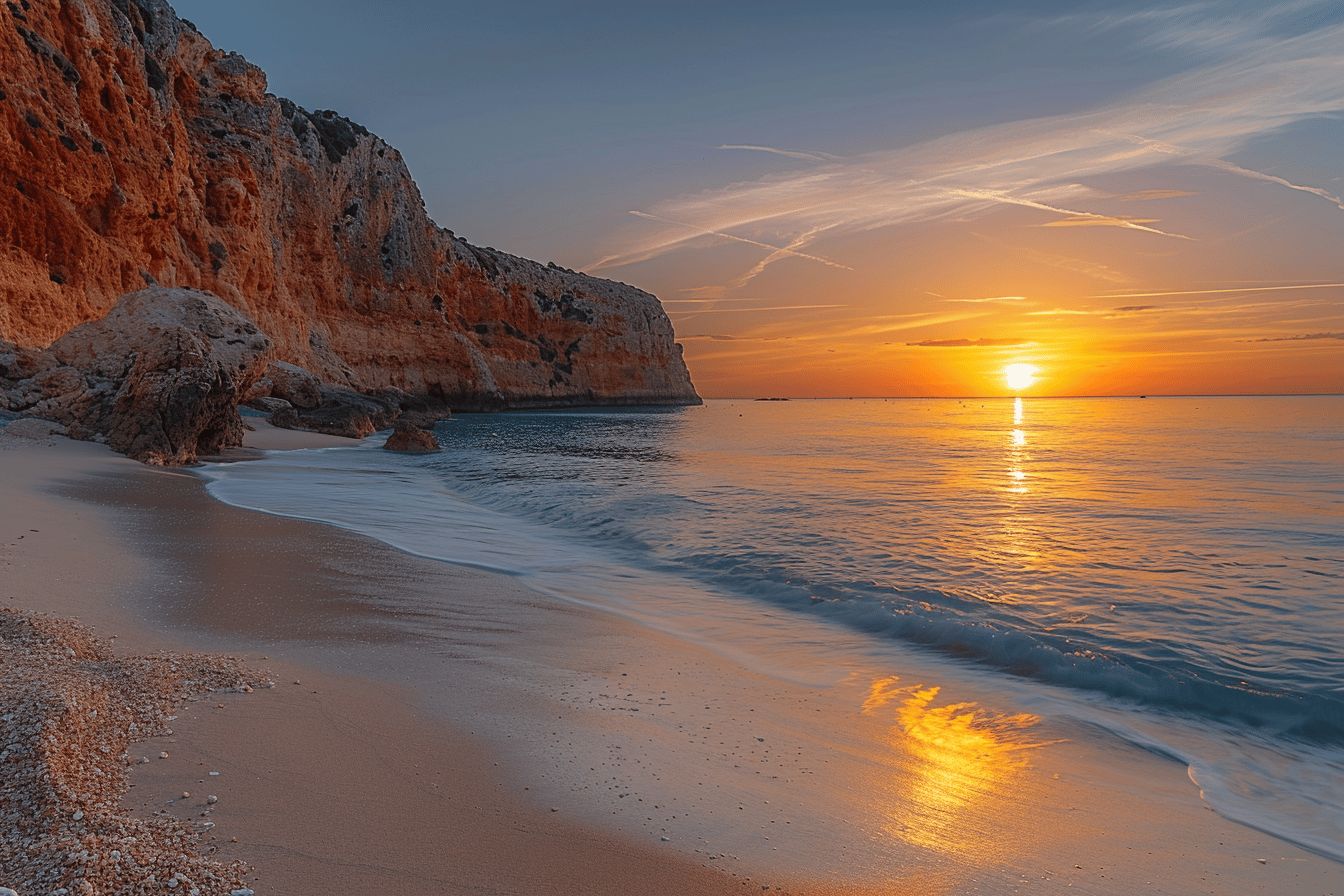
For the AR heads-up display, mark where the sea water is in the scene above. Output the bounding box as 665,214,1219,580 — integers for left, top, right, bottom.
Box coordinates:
201,396,1344,862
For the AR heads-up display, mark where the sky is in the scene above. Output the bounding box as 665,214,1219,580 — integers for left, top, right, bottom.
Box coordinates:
174,0,1344,397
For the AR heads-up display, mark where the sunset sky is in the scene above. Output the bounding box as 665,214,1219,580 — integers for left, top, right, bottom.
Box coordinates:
176,1,1344,397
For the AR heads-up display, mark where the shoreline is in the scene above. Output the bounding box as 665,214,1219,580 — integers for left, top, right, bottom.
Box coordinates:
2,422,1341,894
0,423,838,896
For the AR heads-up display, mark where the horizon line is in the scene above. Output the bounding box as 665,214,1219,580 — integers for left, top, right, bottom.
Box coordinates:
699,391,1344,401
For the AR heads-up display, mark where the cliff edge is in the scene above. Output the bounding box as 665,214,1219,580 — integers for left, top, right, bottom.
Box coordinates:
0,0,699,408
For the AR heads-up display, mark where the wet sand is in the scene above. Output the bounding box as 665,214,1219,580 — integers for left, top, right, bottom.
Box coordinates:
1,423,1341,895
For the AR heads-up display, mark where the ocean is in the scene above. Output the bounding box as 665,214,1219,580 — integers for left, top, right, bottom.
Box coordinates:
203,396,1343,862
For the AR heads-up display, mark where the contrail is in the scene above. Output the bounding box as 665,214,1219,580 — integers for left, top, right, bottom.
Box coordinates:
628,211,854,272
950,188,1193,239
1119,132,1344,211
1205,158,1344,211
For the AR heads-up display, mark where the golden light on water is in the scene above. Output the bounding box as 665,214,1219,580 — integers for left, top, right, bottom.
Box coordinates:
862,676,1053,861
1003,363,1039,393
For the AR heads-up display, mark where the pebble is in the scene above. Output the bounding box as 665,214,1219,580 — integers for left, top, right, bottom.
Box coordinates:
206,795,218,805
182,791,191,799
230,889,255,896
1,610,251,895
208,771,220,777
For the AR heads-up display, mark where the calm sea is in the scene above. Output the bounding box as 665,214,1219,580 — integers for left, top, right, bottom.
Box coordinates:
204,396,1343,860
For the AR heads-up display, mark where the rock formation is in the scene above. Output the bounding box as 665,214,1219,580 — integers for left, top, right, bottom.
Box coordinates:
0,0,699,409
0,287,270,463
269,386,401,439
383,420,440,454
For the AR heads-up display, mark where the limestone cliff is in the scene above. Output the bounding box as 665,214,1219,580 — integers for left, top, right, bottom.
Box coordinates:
0,0,699,407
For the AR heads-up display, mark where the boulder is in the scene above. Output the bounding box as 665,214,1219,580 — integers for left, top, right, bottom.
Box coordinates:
0,288,271,464
270,386,400,439
383,421,440,453
247,396,293,414
262,361,323,409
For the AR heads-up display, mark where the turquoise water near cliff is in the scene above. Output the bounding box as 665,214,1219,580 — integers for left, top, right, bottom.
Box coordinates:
202,396,1344,862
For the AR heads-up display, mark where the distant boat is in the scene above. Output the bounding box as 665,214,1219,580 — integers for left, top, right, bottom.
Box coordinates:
754,397,790,401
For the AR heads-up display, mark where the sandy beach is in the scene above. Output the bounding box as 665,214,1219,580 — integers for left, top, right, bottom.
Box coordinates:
1,422,1340,895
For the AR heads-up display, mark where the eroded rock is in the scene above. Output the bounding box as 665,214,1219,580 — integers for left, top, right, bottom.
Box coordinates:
1,288,271,464
383,421,440,453
270,386,400,439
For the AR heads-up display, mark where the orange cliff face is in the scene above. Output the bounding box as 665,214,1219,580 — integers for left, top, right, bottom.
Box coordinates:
0,0,699,408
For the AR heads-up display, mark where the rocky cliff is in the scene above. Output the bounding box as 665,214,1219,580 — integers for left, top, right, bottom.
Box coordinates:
0,0,699,408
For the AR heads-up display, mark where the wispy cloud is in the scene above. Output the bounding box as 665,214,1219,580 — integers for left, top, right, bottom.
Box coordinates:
591,14,1344,282
1112,188,1198,201
718,144,843,163
590,210,854,275
929,292,1028,304
907,337,1031,347
950,188,1193,238
1040,215,1162,230
1120,134,1344,210
1248,331,1344,342
1093,282,1344,299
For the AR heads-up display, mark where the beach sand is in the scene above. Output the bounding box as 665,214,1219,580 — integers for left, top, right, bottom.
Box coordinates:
1,423,1340,895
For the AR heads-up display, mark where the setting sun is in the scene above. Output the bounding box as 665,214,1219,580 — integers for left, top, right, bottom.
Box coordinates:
1003,363,1039,393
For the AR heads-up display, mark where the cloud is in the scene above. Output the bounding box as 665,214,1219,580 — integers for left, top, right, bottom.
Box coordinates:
1093,282,1344,299
1040,215,1162,229
907,337,1031,347
1112,304,1162,312
590,210,854,275
1119,134,1344,211
590,15,1344,280
1112,188,1198,201
718,144,843,163
1248,331,1344,342
931,293,1028,304
950,188,1193,239
1032,2,1331,54
1027,308,1097,316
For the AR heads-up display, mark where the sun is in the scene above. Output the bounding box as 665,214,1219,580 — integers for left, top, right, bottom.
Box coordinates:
1003,363,1039,393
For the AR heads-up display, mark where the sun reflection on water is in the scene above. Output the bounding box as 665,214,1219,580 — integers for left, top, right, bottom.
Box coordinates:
1007,398,1028,493
862,675,1053,861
